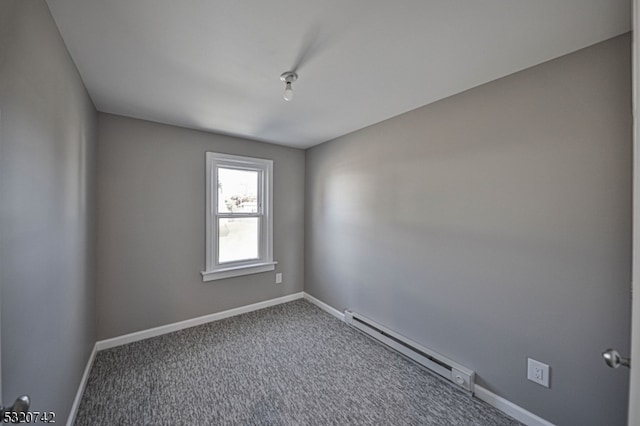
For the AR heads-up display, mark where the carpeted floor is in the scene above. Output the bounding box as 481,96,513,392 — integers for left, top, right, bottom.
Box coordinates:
75,300,521,425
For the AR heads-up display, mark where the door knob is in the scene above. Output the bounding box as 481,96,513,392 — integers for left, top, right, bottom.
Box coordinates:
0,395,30,415
602,348,631,369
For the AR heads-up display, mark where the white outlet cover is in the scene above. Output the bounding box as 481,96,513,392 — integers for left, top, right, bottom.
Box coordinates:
275,273,283,284
527,358,550,388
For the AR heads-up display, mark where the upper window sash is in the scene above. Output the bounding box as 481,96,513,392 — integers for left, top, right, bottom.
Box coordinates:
215,171,264,217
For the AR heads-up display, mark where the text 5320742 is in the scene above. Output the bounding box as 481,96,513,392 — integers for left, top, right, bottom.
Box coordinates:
2,411,55,423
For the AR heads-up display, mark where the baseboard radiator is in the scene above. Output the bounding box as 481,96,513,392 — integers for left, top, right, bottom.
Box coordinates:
344,310,475,392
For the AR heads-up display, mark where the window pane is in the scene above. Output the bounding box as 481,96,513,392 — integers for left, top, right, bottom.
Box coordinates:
218,218,259,263
217,168,259,213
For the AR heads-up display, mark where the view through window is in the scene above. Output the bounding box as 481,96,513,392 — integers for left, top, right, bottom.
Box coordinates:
217,167,260,263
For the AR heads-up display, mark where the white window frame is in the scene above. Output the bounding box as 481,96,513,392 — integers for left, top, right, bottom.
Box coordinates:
201,152,275,281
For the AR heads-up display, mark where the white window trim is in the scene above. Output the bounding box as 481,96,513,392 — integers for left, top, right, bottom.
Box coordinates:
201,152,275,282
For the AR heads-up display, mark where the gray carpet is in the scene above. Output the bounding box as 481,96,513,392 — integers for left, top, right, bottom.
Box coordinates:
75,300,521,425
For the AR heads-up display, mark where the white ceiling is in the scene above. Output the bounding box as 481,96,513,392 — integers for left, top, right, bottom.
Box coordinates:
46,0,630,148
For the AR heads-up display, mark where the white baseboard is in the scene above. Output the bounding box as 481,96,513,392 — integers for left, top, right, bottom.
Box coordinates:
303,292,345,321
95,292,304,351
474,385,555,426
71,293,552,426
66,343,97,426
303,294,554,426
69,292,304,424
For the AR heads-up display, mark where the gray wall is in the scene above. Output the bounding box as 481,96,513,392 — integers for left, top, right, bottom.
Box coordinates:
96,114,305,339
305,34,631,426
0,0,97,420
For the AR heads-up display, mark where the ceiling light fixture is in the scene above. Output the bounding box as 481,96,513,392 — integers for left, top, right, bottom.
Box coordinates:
280,71,298,102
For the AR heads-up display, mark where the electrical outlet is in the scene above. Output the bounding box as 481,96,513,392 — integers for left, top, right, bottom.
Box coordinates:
527,358,550,388
275,273,283,284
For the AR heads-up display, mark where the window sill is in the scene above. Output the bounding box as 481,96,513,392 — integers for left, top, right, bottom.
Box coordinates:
201,261,277,282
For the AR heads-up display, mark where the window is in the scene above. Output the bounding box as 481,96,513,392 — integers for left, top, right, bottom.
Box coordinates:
201,152,275,281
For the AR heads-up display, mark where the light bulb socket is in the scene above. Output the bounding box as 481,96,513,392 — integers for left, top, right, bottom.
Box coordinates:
280,71,298,83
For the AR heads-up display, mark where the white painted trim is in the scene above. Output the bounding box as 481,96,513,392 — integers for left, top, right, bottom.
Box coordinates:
201,261,277,281
71,293,552,426
95,292,304,351
303,293,345,321
204,152,274,282
66,344,98,426
302,294,552,425
630,3,639,425
474,385,555,426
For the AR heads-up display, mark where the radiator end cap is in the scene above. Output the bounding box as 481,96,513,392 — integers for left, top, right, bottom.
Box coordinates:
451,367,475,392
